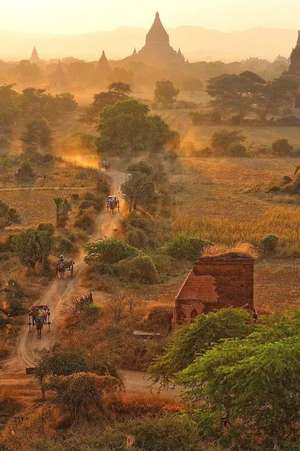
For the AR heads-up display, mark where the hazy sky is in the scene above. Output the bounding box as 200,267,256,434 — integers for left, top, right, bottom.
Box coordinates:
1,0,300,34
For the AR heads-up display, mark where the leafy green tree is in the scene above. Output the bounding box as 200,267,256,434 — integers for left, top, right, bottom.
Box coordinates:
154,80,179,106
13,227,53,271
165,235,210,261
55,93,77,115
85,239,138,266
150,308,254,385
177,320,300,448
21,118,52,153
0,85,20,123
122,172,157,212
97,99,177,156
0,113,13,151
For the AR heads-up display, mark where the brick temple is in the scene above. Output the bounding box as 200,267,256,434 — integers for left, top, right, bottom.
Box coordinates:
173,252,255,326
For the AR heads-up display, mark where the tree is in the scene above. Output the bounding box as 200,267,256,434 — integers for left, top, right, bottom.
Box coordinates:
55,93,77,115
108,82,131,95
150,308,254,385
21,118,52,153
207,71,266,122
165,235,210,261
53,198,71,229
97,99,176,156
177,313,300,448
46,372,121,421
211,129,246,156
85,239,138,266
122,172,157,212
15,60,42,85
255,76,299,121
154,80,179,106
13,227,53,271
0,113,13,151
15,162,35,184
0,200,20,229
272,138,293,156
182,78,203,93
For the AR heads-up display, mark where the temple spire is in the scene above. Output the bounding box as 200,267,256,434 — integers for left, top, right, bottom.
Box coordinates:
30,46,40,64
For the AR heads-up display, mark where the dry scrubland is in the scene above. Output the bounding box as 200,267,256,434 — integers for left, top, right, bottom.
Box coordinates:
171,156,300,311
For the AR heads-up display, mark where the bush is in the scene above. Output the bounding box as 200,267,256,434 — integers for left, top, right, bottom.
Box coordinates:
74,213,95,234
85,239,138,266
227,143,247,157
165,235,209,261
15,161,35,183
261,234,279,255
127,227,149,249
80,304,101,325
127,414,200,451
55,237,76,255
46,372,121,422
117,254,159,284
272,139,293,156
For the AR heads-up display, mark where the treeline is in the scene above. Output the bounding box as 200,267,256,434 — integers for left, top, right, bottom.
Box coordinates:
0,85,77,152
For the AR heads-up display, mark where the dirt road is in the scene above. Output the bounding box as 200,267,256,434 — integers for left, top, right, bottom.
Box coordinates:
0,170,177,403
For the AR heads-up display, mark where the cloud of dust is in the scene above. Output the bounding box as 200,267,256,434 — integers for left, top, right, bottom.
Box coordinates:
55,143,100,170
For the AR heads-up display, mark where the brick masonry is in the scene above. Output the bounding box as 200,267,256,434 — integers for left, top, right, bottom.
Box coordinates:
173,253,255,326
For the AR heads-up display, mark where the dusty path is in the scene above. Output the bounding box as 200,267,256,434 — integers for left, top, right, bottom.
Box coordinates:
0,170,177,404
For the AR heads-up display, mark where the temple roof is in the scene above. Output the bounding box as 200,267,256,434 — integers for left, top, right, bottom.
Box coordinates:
146,12,170,46
30,46,40,63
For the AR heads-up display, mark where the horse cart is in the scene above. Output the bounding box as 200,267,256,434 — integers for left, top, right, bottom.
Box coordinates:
28,305,51,339
106,196,120,215
56,256,75,279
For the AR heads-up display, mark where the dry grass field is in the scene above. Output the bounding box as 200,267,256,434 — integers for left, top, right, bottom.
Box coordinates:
169,156,300,312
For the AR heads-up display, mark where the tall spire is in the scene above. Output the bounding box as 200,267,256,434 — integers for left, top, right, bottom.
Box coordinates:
30,46,40,64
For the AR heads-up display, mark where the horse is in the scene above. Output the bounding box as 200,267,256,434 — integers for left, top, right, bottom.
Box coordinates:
56,259,75,279
106,196,120,215
28,305,50,339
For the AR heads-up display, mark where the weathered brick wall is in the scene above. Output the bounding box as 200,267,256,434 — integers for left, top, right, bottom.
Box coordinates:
174,254,254,326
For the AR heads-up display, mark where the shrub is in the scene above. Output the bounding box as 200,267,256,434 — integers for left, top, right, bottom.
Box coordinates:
127,414,200,451
85,239,138,266
272,138,293,156
46,372,122,422
227,143,247,157
261,234,279,255
80,304,101,325
117,255,159,284
127,227,149,249
55,237,76,255
165,235,209,261
74,213,95,234
15,161,35,183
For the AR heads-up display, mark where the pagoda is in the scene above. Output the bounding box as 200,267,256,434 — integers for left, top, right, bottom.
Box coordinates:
128,12,185,66
30,47,40,64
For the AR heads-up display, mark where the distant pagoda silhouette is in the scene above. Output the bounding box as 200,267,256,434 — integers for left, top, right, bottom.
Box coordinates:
288,31,300,76
128,12,185,66
30,46,40,64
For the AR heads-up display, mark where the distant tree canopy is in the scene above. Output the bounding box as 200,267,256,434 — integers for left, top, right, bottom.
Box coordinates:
15,60,42,85
21,118,52,153
154,80,179,106
97,99,178,156
207,71,299,123
87,82,131,121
